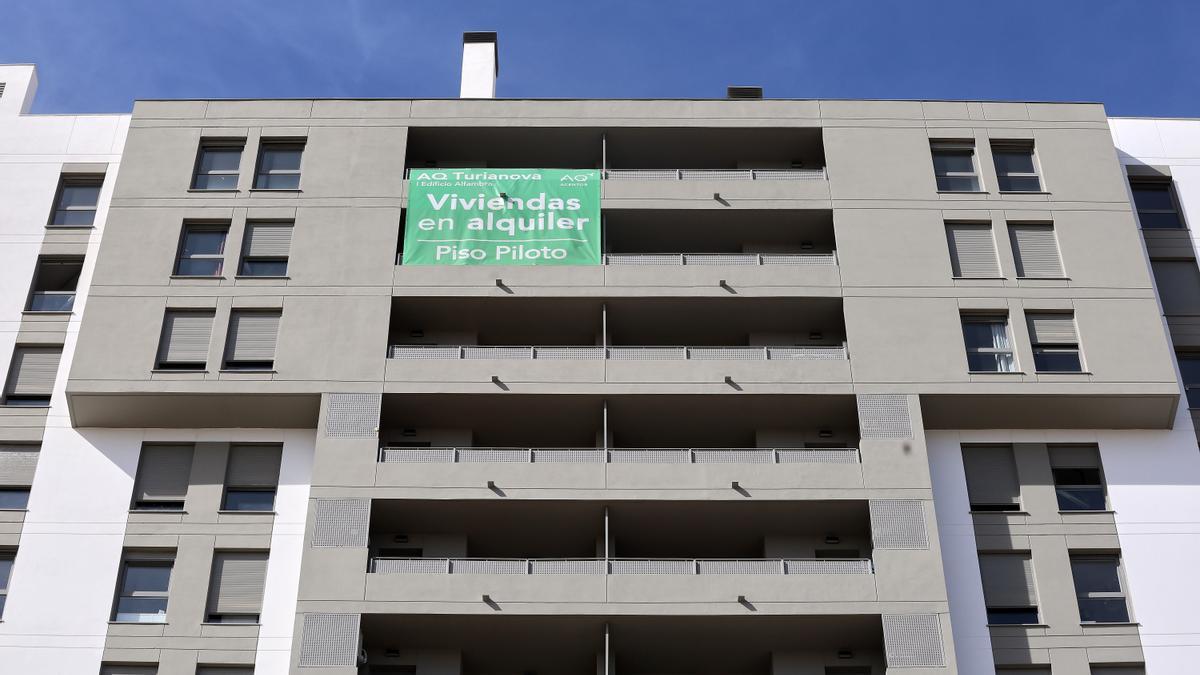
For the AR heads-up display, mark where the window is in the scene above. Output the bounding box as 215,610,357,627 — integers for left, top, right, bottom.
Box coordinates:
131,444,193,511
196,668,254,675
1177,351,1200,408
0,444,38,510
1090,666,1145,675
156,310,215,370
113,553,174,622
223,310,282,370
1051,445,1107,511
254,140,304,189
26,257,83,312
100,666,159,675
205,551,268,623
239,221,293,277
49,174,103,226
192,141,243,190
1150,260,1200,316
222,444,281,511
979,552,1039,624
175,223,228,276
1131,178,1185,229
931,141,981,192
962,445,1021,511
961,315,1015,372
1071,555,1130,623
0,550,13,617
991,141,1042,192
1008,224,1064,278
3,346,62,406
945,223,1000,278
1026,312,1082,372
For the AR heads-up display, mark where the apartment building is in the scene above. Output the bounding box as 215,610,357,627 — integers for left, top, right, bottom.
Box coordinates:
2,34,1199,675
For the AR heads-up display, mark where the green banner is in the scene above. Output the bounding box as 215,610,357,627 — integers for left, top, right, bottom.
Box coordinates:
403,168,601,265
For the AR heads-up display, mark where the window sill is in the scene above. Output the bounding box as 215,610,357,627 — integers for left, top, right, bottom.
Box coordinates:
169,275,225,280
998,190,1051,195
187,188,240,193
108,620,168,625
969,510,1029,516
968,370,1026,375
217,509,277,515
151,368,208,373
1035,370,1091,375
45,224,96,230
248,188,302,193
0,508,29,513
234,275,290,280
952,276,1006,281
1017,276,1070,281
936,190,989,194
129,509,188,514
219,368,277,374
1059,509,1114,515
1,404,50,409
986,623,1048,628
1080,621,1140,627
21,310,73,316
201,621,261,626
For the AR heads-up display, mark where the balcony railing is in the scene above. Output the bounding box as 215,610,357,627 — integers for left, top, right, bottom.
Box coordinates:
370,557,873,575
388,345,848,361
378,446,860,464
27,291,76,312
603,252,836,266
602,168,826,181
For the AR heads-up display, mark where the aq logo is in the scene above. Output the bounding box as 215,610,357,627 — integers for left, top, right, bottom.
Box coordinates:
559,173,592,183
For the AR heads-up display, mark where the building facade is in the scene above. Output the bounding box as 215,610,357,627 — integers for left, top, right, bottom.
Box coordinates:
1,41,1198,675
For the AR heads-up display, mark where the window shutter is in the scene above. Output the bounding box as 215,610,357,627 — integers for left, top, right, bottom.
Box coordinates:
1050,444,1101,468
196,669,252,675
946,224,999,278
5,347,62,397
1009,225,1063,278
226,444,282,487
207,551,268,616
1026,313,1078,345
979,553,1037,606
244,222,293,257
227,311,281,362
962,445,1020,506
0,445,40,486
159,311,214,363
133,445,194,503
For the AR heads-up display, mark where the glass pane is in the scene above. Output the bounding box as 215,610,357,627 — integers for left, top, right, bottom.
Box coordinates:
256,172,301,190
1137,211,1183,229
1078,596,1129,623
993,150,1036,175
1072,558,1121,593
0,558,12,585
58,184,101,208
986,608,1039,624
998,175,1042,192
176,258,222,276
1053,467,1102,485
967,352,1014,372
963,321,1008,349
0,489,30,509
223,490,276,511
115,596,168,622
933,151,975,174
29,292,75,312
1178,355,1200,384
240,260,289,277
936,175,980,192
182,230,226,256
198,148,242,173
193,173,239,190
1132,184,1175,211
1033,350,1082,372
1056,486,1107,511
51,208,96,226
259,148,302,172
1187,387,1200,409
122,564,172,593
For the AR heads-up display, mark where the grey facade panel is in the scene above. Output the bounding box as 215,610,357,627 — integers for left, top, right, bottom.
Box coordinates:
882,613,945,668
870,499,929,550
298,612,361,667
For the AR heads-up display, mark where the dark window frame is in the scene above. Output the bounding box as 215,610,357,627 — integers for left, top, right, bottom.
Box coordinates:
991,140,1043,193
931,140,982,192
253,139,306,190
174,221,230,277
238,219,293,278
1071,554,1131,624
961,314,1016,373
25,255,84,313
47,173,105,227
1130,177,1186,229
112,553,175,623
191,139,245,191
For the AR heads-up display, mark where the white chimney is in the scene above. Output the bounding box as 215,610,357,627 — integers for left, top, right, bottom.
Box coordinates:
460,32,498,99
0,64,39,117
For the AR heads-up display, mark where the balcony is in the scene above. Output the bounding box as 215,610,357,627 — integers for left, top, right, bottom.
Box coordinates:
358,614,886,675
384,297,850,390
363,499,876,607
374,393,864,492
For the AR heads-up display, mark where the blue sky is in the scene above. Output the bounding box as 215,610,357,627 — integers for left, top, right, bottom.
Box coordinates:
5,0,1199,117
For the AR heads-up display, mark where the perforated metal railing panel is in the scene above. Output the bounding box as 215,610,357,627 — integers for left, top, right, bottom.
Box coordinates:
857,393,913,439
298,613,360,667
870,499,929,550
312,498,369,547
323,393,380,439
882,613,946,667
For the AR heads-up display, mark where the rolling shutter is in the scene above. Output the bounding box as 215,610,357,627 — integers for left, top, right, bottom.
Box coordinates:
226,444,282,488
5,347,62,397
1026,313,1078,345
207,551,268,616
1009,224,1063,278
133,445,193,503
0,444,39,486
1050,444,1101,468
226,311,281,363
158,311,214,364
244,222,293,257
946,223,1000,278
979,553,1037,607
962,445,1020,507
